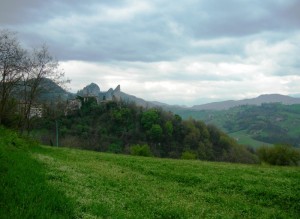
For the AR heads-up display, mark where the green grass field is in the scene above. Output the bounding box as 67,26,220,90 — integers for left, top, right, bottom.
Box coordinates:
1,127,300,218
228,130,271,148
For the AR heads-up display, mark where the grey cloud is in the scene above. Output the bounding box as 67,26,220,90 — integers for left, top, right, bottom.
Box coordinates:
151,0,300,39
167,71,244,82
0,0,125,25
1,0,300,64
26,14,189,62
0,0,44,24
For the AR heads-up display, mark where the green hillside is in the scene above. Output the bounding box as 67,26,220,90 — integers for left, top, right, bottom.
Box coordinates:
32,99,258,164
1,127,300,218
173,103,300,148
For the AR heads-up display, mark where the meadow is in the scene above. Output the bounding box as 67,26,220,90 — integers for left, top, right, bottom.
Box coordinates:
1,127,300,218
229,130,271,148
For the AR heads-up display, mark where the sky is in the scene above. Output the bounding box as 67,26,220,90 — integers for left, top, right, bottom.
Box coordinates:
1,0,300,106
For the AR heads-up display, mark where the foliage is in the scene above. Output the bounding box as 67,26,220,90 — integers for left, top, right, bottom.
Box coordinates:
181,151,197,160
141,109,159,130
164,120,173,137
108,142,123,154
257,144,300,166
130,144,153,157
148,124,163,142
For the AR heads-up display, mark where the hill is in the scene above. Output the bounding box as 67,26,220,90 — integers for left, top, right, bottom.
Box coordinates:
11,77,73,102
190,94,300,110
173,103,300,148
37,78,74,101
1,127,299,218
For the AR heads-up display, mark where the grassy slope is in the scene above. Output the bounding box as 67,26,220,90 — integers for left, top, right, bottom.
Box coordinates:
228,130,272,148
0,127,74,218
1,128,300,218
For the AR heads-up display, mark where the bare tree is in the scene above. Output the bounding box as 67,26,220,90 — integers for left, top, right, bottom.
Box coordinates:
0,30,27,124
0,29,66,131
20,45,65,132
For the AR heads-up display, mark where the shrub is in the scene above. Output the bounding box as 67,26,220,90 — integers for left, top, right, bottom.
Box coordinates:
221,144,259,164
130,144,152,157
108,143,122,154
257,144,300,166
181,151,197,160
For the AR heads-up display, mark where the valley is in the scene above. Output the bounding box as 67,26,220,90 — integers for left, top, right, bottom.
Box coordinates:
172,103,300,148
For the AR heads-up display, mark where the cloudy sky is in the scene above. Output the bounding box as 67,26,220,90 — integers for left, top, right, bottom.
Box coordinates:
1,0,300,105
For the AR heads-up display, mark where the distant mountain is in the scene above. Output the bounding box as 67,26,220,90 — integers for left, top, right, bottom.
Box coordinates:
37,80,300,113
120,92,157,108
11,78,73,102
150,101,188,109
290,93,300,98
191,94,300,110
37,78,75,101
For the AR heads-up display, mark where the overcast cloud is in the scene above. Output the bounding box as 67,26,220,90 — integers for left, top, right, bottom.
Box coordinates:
1,0,300,105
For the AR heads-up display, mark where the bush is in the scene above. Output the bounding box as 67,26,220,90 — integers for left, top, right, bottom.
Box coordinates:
181,151,197,160
130,144,152,157
108,143,122,154
257,144,300,166
221,144,259,164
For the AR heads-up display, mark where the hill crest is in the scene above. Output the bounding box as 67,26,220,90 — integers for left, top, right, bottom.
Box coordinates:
40,80,300,111
191,94,300,110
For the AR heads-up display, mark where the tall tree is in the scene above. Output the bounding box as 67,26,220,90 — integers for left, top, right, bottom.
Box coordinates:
19,45,64,132
0,29,66,131
0,30,27,124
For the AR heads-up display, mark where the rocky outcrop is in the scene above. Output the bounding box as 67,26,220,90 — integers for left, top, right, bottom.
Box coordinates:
103,85,121,101
78,83,121,102
112,85,121,100
77,83,100,97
